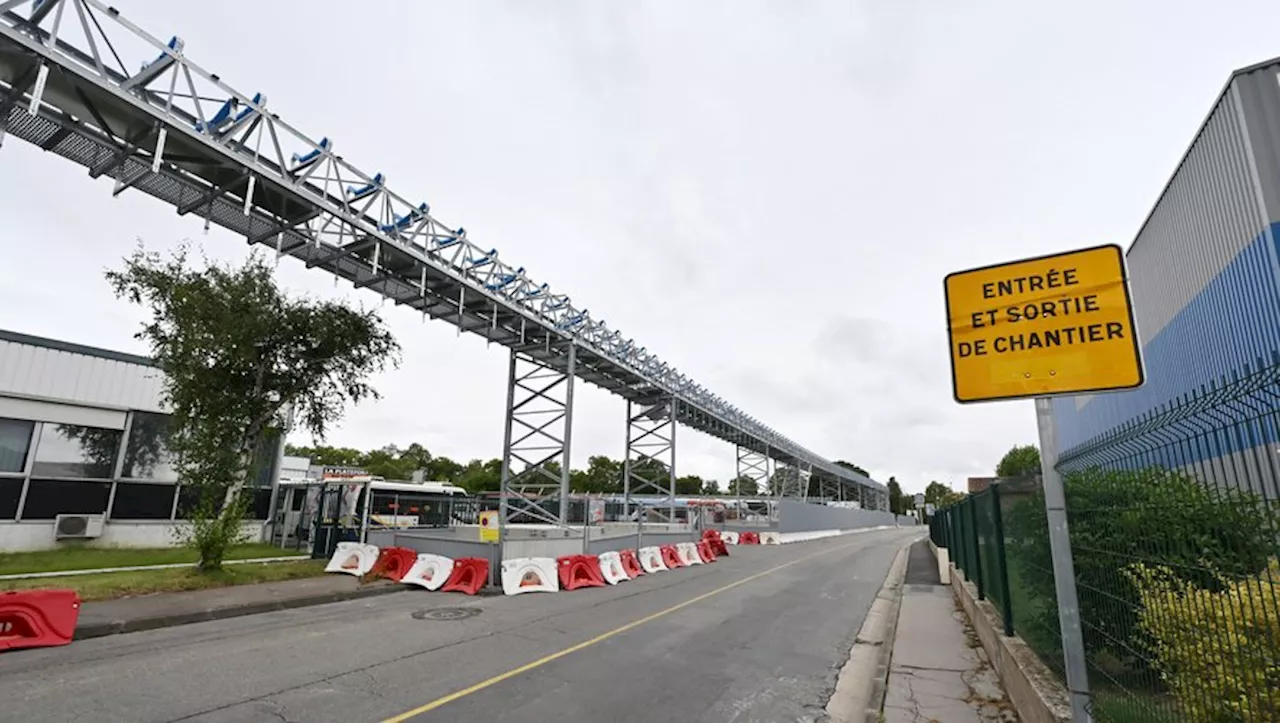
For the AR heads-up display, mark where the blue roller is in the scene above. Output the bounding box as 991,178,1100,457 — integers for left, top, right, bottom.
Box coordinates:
378,202,428,236
288,137,330,174
345,173,384,201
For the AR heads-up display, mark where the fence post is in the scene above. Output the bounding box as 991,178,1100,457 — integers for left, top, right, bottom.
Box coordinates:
1035,397,1092,722
991,483,1014,636
967,496,985,601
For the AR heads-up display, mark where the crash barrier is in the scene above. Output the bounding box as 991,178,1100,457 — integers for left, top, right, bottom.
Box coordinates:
366,547,417,582
326,527,877,596
777,527,896,544
501,557,559,595
597,551,629,585
676,542,704,566
441,557,490,595
402,553,453,591
660,544,684,569
0,590,81,651
638,546,668,573
700,530,730,557
324,542,380,576
558,555,607,591
619,549,645,578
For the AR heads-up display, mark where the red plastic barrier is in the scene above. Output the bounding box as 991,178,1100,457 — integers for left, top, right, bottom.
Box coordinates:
619,549,644,578
710,537,730,557
366,547,417,582
442,557,490,595
701,529,721,541
739,532,760,545
697,540,717,563
557,555,607,591
0,589,81,651
660,545,683,569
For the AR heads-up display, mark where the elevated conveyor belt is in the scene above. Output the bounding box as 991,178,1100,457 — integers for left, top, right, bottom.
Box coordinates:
0,0,886,506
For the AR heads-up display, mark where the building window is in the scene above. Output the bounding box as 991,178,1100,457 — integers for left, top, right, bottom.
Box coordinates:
0,417,34,474
0,478,22,519
20,479,112,519
110,482,177,520
121,412,180,481
30,423,122,479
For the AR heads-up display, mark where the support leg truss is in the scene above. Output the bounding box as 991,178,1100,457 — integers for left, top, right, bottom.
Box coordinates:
734,444,770,502
499,345,575,528
772,460,810,500
816,474,842,502
624,396,676,523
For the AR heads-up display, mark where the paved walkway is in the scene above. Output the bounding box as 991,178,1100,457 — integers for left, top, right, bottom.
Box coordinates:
884,541,1019,722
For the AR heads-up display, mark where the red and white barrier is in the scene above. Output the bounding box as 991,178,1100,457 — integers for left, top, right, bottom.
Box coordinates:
760,531,781,545
721,531,740,545
402,553,454,590
501,557,558,595
597,551,631,584
638,546,668,573
324,542,380,576
676,542,704,566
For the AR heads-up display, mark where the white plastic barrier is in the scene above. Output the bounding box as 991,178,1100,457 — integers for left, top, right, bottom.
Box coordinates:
761,531,781,545
721,531,739,545
402,553,454,590
676,542,703,565
638,546,668,573
597,551,629,585
500,557,559,595
324,542,380,576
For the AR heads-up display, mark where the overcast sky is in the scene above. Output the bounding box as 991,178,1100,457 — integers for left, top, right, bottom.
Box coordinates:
2,0,1279,494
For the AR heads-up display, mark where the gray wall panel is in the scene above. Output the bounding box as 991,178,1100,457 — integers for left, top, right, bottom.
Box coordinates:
777,499,903,532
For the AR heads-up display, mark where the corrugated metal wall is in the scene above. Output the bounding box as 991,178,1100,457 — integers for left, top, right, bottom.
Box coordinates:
1052,60,1280,454
0,337,166,413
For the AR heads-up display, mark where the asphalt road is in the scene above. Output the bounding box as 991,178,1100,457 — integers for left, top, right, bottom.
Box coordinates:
0,527,923,723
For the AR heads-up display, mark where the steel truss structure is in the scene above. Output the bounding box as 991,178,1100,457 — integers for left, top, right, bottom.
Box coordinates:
499,344,575,527
734,444,771,501
623,397,677,522
0,0,886,507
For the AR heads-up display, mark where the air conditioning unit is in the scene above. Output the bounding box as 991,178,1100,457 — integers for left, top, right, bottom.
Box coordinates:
54,514,105,539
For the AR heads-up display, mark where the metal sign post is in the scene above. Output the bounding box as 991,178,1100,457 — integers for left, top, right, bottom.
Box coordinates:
942,242,1149,722
1035,397,1093,722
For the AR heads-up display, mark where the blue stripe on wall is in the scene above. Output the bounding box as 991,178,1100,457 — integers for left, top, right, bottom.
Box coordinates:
1053,222,1280,453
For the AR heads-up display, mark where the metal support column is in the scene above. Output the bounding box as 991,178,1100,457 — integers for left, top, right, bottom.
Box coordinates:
735,443,770,520
624,395,676,523
774,460,807,499
499,344,576,528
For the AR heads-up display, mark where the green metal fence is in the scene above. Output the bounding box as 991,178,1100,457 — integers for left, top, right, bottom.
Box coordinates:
933,361,1280,722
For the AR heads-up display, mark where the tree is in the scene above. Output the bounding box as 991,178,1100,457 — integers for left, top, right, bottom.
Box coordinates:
285,444,364,467
572,455,622,494
701,479,721,495
996,444,1041,477
108,246,399,570
924,481,964,508
455,459,502,493
675,474,704,496
887,476,905,515
834,460,869,477
729,475,759,496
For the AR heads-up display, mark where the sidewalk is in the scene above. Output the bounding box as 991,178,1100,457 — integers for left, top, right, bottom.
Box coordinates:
75,574,406,640
883,541,1019,723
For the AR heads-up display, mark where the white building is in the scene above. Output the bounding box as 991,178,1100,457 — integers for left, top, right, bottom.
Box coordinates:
0,329,283,551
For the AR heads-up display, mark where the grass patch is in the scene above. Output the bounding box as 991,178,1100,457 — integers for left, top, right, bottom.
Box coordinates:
0,542,305,576
0,559,328,601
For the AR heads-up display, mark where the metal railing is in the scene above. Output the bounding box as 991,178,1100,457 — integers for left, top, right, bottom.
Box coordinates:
933,361,1280,722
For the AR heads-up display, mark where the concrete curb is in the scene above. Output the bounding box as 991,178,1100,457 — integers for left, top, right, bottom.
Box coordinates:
74,582,408,641
825,534,921,723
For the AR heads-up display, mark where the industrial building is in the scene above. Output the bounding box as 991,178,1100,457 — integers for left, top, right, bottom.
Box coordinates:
1049,57,1280,492
0,329,283,551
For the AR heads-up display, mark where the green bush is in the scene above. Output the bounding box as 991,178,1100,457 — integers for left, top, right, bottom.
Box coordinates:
1002,466,1278,681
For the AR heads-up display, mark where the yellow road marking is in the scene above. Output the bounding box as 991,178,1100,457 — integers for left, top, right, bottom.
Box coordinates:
381,539,863,722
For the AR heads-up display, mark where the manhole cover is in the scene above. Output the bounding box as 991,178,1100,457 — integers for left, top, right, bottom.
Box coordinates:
411,606,483,621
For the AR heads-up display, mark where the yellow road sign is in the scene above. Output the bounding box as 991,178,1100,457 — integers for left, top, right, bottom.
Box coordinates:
944,244,1144,403
478,510,499,543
